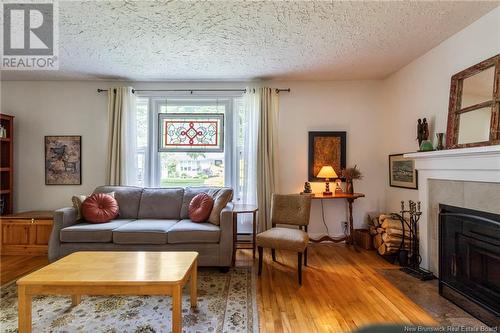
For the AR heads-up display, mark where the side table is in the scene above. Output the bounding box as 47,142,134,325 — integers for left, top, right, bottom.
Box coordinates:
308,193,365,248
232,204,258,264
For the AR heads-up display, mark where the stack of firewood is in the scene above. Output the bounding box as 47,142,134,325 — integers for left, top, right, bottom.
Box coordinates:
368,214,411,256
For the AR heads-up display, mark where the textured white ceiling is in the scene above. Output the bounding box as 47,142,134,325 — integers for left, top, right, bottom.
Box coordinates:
2,1,498,81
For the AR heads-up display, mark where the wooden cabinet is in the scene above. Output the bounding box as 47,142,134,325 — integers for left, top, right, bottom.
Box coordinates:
0,211,53,255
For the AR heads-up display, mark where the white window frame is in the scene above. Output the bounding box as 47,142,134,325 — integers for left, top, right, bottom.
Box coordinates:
138,95,241,194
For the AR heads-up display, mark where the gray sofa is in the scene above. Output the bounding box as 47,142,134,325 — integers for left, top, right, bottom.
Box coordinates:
49,186,234,268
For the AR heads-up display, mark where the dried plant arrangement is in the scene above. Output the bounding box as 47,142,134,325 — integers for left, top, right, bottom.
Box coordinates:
342,165,363,181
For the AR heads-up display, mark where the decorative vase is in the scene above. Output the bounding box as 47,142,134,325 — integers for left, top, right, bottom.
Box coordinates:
436,133,444,150
419,140,434,152
346,180,354,194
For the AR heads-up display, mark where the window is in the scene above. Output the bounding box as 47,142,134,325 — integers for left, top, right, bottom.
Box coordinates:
158,113,224,152
134,95,245,199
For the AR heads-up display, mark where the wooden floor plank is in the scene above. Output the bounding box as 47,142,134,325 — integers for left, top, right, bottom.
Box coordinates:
0,255,48,285
2,243,436,332
251,243,436,333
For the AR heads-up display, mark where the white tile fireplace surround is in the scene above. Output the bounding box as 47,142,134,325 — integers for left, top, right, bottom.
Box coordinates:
405,146,500,274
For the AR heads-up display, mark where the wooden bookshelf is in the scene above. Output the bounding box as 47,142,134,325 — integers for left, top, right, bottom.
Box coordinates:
0,114,14,215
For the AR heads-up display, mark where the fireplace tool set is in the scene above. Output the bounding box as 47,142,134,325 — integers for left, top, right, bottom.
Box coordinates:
391,200,434,281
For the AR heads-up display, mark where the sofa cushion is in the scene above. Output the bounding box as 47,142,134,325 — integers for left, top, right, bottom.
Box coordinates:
180,187,213,219
181,187,233,224
60,219,134,243
256,227,309,252
72,192,115,221
112,219,178,245
138,188,184,219
81,193,119,223
167,219,220,244
94,186,143,219
207,188,233,225
188,193,214,222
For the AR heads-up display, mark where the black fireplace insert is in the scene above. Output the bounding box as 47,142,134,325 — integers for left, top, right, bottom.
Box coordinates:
439,204,500,327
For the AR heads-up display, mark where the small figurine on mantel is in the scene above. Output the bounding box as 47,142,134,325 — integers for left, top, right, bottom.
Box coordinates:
417,118,433,151
422,118,429,141
303,182,312,194
417,119,423,146
417,118,429,146
335,179,343,194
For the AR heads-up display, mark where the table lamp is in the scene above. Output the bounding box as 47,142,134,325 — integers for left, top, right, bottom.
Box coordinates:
317,165,338,196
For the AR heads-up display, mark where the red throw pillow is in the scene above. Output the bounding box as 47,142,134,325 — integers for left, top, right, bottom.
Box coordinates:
189,193,214,223
81,193,119,223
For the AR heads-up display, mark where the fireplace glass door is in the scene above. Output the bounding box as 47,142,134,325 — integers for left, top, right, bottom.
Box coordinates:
456,233,500,310
439,204,500,326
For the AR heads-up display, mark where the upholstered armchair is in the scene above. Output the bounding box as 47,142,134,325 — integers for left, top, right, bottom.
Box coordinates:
256,194,312,285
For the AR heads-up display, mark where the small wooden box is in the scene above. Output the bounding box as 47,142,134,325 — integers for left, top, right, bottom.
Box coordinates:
354,229,374,250
0,211,54,255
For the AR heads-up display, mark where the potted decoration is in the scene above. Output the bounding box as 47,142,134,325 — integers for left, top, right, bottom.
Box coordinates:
342,165,363,194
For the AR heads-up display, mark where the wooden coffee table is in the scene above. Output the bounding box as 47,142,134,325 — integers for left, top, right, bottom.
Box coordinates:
16,251,198,333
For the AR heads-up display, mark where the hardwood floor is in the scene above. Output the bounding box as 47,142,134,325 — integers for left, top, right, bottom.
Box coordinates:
0,255,48,285
1,244,436,332
238,243,436,333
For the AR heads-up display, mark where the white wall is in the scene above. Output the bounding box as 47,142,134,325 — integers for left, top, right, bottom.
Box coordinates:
273,81,385,236
381,7,500,212
1,79,384,236
1,81,109,211
0,81,247,212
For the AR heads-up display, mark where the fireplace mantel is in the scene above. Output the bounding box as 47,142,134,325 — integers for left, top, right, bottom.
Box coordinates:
403,145,500,271
406,145,500,159
406,145,500,174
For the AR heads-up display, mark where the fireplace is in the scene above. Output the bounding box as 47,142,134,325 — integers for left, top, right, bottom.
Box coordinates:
439,204,500,326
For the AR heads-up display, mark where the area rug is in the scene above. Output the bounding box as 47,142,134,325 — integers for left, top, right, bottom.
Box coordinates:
0,267,258,333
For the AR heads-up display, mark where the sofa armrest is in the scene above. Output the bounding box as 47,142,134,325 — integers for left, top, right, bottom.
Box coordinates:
48,207,77,262
218,202,234,266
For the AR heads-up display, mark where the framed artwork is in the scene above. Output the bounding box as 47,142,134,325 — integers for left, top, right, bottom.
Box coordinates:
389,154,418,190
158,113,224,152
45,136,82,185
308,131,346,182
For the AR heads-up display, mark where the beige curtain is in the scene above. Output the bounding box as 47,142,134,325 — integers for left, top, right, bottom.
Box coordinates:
257,87,280,232
106,87,136,185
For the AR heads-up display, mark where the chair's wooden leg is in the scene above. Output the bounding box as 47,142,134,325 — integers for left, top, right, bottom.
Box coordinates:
298,252,303,285
258,246,263,276
304,247,308,267
271,249,276,262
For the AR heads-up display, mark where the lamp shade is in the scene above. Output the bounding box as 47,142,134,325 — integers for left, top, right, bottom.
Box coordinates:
317,166,338,179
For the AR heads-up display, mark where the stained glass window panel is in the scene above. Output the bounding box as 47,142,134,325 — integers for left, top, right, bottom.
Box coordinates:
159,113,224,152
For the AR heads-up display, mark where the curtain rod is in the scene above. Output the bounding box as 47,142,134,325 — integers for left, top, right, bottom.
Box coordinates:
96,88,290,94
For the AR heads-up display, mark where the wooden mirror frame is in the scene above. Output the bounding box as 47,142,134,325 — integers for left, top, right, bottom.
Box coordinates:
446,54,500,149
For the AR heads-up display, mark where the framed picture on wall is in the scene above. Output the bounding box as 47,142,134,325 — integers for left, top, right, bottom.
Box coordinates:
308,131,346,182
389,153,418,190
45,136,82,185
